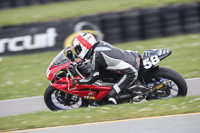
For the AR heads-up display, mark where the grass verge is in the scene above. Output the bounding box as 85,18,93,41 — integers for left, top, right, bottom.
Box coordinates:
0,0,196,27
0,33,200,100
0,96,200,132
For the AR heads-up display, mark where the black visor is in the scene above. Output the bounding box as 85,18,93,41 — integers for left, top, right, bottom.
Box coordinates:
74,45,82,55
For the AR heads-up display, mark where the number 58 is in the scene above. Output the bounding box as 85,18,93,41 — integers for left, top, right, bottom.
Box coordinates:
143,55,160,69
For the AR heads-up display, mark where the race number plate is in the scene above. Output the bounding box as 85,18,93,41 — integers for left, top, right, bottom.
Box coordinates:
143,55,160,69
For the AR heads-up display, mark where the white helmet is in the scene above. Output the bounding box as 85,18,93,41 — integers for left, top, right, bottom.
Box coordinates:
73,32,97,59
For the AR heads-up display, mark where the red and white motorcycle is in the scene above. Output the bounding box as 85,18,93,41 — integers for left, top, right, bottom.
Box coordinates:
44,46,187,111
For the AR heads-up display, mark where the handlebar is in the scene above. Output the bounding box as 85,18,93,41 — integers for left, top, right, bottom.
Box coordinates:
68,62,84,79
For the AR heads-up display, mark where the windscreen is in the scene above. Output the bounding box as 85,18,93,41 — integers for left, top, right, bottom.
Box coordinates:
49,46,74,68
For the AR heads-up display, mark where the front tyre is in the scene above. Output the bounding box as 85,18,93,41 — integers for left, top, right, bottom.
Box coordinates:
145,67,187,99
44,85,88,111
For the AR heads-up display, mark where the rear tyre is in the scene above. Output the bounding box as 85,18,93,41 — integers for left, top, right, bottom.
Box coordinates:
44,85,88,111
145,67,187,99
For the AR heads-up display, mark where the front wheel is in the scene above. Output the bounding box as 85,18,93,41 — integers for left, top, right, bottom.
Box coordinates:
44,85,88,111
144,67,187,100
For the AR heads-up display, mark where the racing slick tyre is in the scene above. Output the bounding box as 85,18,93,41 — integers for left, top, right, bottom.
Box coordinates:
44,85,88,111
145,67,187,100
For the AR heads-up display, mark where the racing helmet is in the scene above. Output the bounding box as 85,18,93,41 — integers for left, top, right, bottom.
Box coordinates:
73,32,97,59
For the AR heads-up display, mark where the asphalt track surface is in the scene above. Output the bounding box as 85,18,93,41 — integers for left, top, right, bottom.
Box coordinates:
0,78,200,117
10,113,200,133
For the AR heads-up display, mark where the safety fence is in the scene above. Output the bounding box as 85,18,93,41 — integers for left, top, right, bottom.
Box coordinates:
0,2,200,56
0,0,74,9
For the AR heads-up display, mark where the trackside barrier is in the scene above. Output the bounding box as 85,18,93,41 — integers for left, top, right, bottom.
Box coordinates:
0,0,74,9
0,2,200,56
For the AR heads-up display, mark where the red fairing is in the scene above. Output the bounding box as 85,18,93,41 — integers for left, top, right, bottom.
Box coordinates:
46,46,112,101
51,76,112,101
47,62,71,81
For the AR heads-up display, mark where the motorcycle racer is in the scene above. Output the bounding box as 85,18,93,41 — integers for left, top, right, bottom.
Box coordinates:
72,32,141,104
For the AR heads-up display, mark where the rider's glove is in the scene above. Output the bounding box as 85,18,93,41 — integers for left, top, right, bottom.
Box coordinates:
74,54,78,59
72,79,80,86
77,60,83,66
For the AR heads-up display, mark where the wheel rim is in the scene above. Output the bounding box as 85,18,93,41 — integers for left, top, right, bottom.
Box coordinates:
147,77,179,99
50,89,83,110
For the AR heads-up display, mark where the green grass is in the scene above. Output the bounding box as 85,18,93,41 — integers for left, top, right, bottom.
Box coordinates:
0,96,200,132
0,0,196,27
0,33,200,100
117,34,200,79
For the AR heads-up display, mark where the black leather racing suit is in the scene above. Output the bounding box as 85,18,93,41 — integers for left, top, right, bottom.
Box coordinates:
79,41,141,97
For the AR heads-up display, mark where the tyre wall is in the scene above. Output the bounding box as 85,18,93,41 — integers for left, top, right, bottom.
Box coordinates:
0,2,200,56
0,0,74,9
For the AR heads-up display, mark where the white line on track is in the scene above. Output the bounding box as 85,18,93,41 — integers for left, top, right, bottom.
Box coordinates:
186,77,200,81
0,96,43,103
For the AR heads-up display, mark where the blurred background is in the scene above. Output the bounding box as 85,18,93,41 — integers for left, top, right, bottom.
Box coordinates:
0,0,199,100
1,0,200,56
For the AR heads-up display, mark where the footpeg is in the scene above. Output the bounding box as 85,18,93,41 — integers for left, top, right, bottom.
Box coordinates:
133,95,145,102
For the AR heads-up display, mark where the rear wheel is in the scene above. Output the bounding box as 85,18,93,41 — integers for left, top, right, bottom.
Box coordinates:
44,86,88,111
144,67,187,100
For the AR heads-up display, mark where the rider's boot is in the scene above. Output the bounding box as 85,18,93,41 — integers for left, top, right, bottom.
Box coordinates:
107,88,120,105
